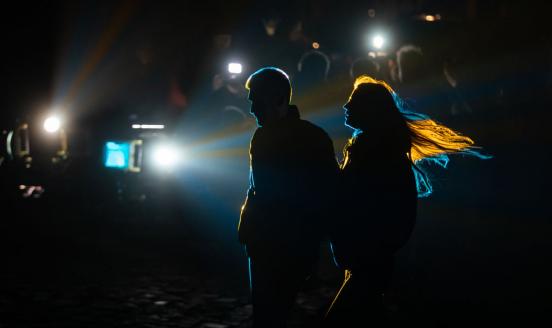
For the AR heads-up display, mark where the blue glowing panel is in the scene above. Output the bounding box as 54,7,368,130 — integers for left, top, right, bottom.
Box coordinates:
104,141,130,169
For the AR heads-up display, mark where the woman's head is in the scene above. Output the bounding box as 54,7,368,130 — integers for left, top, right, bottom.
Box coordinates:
342,77,489,199
344,76,406,136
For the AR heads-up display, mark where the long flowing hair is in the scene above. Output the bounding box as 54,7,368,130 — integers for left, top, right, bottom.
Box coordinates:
349,75,490,197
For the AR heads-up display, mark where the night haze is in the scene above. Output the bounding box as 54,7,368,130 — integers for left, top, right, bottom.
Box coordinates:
0,1,550,327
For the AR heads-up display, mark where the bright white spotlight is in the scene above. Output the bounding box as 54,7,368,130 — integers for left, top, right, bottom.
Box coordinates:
152,144,182,170
372,35,385,50
228,62,243,74
43,116,61,133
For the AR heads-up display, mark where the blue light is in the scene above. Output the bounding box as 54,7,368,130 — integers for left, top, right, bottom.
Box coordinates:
104,141,130,169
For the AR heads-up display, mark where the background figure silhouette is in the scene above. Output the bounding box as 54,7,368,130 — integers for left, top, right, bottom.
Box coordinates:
350,56,381,81
294,50,331,97
394,44,453,122
238,67,339,328
325,76,488,326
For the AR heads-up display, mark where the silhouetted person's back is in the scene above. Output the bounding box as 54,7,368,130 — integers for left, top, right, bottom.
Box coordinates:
239,67,338,328
325,77,417,327
325,75,487,327
241,106,337,256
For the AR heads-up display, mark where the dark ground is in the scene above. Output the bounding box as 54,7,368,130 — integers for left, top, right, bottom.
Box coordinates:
1,155,550,328
0,173,337,328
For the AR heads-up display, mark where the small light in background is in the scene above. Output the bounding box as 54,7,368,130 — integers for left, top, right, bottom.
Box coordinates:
132,124,165,130
104,141,130,169
420,14,441,21
263,18,278,37
43,116,61,133
368,52,376,58
141,124,164,129
228,63,242,74
19,185,45,198
368,9,376,18
312,42,320,49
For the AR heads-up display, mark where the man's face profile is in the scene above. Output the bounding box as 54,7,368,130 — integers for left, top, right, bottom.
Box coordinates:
249,88,278,127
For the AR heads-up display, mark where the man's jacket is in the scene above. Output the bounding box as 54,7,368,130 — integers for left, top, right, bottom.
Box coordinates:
238,106,339,257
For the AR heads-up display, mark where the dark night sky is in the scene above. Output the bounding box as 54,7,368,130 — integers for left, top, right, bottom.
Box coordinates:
2,0,549,122
1,1,545,112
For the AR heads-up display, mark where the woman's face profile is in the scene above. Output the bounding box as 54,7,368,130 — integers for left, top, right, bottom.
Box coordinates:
344,90,363,129
344,84,394,131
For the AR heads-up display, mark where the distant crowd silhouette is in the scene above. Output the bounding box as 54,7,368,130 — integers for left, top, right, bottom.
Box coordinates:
238,67,487,328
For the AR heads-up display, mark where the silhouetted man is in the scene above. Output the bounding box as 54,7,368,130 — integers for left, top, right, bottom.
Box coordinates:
238,67,338,328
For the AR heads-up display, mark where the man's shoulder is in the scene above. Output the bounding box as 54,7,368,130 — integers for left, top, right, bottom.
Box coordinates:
297,119,332,141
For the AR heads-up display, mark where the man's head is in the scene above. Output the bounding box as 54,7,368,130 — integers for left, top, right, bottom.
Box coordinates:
245,67,292,127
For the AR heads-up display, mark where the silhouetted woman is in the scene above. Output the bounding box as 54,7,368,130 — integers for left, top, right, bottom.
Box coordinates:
324,76,488,326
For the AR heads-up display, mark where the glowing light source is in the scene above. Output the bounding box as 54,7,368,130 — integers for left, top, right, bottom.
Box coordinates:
372,35,385,50
104,140,142,172
312,42,320,49
43,116,61,133
152,144,182,170
132,124,165,129
420,14,441,21
104,141,130,169
228,63,243,74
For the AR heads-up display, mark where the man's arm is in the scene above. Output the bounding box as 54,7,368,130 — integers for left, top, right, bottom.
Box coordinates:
238,131,260,245
238,171,255,245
